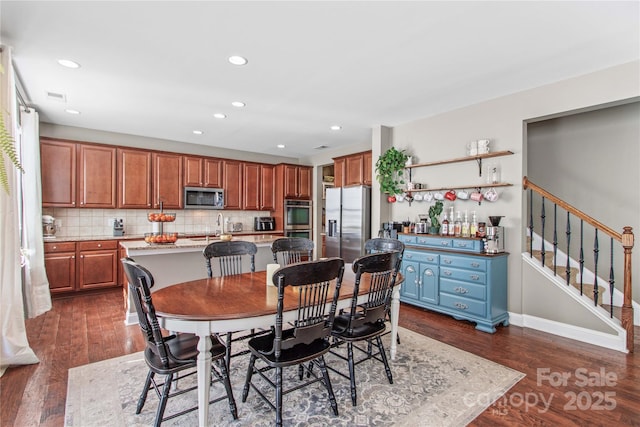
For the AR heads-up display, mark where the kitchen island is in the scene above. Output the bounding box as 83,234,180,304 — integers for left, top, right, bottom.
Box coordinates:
120,235,281,324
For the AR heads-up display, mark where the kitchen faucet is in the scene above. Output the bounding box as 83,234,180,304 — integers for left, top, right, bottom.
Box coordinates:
216,213,224,235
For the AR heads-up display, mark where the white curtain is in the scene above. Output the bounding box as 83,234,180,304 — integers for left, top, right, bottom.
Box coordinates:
20,108,51,318
0,45,39,377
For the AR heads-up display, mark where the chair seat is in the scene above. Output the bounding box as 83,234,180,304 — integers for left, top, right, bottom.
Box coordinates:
145,333,226,375
332,314,386,341
247,329,331,367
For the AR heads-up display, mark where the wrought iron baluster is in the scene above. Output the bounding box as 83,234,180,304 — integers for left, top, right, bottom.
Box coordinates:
593,230,599,306
579,220,584,295
540,197,546,268
565,211,571,286
609,238,615,318
553,204,558,276
528,189,534,256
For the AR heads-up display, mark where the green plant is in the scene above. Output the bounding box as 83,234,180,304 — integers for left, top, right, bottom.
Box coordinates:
0,63,24,194
375,147,409,195
428,200,444,228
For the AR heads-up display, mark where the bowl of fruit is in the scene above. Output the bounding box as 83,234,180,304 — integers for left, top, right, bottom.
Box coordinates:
147,212,176,222
144,232,178,245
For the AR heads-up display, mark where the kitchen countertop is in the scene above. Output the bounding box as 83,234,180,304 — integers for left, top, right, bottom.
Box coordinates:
45,231,283,243
120,234,282,255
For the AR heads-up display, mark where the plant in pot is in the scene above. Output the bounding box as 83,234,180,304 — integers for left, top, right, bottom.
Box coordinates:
428,200,444,234
375,147,409,203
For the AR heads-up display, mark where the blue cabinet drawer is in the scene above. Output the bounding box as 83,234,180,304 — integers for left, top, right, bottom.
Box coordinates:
440,254,487,271
398,235,416,244
439,266,486,284
440,278,486,301
403,250,438,265
417,236,453,248
440,293,486,317
452,239,483,253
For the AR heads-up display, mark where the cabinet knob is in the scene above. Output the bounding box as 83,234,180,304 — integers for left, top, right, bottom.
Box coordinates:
80,201,84,205
80,255,84,258
443,259,452,264
454,302,469,310
443,270,452,276
97,244,102,248
470,275,480,281
471,262,480,268
52,246,57,250
424,270,433,277
72,256,75,259
454,286,469,294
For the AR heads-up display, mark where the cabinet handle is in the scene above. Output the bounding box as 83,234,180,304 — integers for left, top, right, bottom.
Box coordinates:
454,286,469,294
406,254,413,259
470,275,480,281
454,302,469,310
441,241,450,246
458,242,468,247
424,270,433,276
443,259,452,264
427,257,434,261
406,266,415,273
443,270,452,276
471,262,480,268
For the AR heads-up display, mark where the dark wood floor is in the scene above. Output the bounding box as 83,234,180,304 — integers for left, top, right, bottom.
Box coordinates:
1,289,639,426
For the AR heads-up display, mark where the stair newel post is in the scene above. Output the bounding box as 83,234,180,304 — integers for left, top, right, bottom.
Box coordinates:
528,189,534,256
609,238,615,318
579,220,585,295
621,226,634,353
566,212,572,286
593,230,600,306
553,204,558,276
540,198,546,268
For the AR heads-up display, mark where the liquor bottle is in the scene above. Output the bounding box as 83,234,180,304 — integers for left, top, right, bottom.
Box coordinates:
441,212,449,236
454,211,462,237
448,207,455,236
470,211,478,237
461,211,470,238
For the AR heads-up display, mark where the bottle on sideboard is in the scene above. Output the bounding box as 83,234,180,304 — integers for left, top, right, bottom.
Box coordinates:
441,212,449,236
448,207,455,236
454,211,462,237
461,211,470,238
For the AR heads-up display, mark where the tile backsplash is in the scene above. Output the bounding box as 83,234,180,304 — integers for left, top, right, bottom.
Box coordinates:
43,208,271,238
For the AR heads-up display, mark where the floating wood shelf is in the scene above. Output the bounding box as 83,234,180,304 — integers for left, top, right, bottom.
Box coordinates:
406,150,514,169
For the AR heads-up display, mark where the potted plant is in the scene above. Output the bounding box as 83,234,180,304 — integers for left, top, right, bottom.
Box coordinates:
428,200,443,234
375,147,409,202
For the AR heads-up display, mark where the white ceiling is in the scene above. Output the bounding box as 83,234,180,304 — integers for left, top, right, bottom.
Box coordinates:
2,1,638,159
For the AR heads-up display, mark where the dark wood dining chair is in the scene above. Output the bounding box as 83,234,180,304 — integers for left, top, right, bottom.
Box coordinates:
121,257,237,426
270,237,314,265
328,251,402,406
242,258,345,427
203,240,260,368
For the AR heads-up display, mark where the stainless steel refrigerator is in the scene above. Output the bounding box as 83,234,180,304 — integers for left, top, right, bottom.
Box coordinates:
325,185,371,263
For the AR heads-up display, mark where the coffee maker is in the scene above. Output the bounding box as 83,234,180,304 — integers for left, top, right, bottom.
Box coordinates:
484,216,505,254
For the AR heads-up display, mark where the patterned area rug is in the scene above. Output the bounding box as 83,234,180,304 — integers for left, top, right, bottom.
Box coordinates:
65,327,524,426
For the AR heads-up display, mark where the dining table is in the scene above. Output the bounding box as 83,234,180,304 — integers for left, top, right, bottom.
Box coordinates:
151,266,403,427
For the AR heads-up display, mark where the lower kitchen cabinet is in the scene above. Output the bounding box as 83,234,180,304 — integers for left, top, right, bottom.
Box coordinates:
45,240,119,294
398,234,509,333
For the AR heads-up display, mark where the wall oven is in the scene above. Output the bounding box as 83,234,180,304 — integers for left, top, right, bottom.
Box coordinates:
284,200,312,238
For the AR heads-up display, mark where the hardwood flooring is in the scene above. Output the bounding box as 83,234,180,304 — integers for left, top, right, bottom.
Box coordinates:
1,289,638,426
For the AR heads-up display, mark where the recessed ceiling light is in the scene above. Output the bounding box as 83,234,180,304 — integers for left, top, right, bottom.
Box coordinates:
231,101,245,108
193,130,203,135
58,59,80,69
213,113,227,119
277,144,285,149
65,109,81,115
228,55,248,66
330,125,342,131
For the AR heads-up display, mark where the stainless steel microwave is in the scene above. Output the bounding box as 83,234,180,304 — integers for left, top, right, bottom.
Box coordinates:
184,187,224,209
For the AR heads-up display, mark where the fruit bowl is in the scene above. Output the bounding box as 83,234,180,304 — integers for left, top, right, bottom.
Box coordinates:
219,234,233,242
144,232,178,244
147,212,176,222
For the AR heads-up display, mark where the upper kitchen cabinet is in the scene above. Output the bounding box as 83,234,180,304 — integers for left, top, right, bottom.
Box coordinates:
41,138,76,207
184,156,223,188
260,164,276,210
279,164,312,200
223,160,243,209
78,144,117,208
243,162,276,211
117,148,152,208
333,151,372,188
152,152,183,209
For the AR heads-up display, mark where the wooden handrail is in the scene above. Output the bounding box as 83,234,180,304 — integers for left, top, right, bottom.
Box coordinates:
523,176,622,242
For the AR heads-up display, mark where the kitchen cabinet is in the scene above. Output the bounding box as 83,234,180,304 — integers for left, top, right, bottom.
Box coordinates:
152,152,183,209
244,162,275,210
223,160,243,209
260,164,276,211
333,151,371,187
117,148,152,208
363,151,372,186
41,139,76,207
280,164,312,200
397,234,509,333
78,144,117,208
333,158,344,188
184,156,223,188
77,240,118,290
44,242,76,294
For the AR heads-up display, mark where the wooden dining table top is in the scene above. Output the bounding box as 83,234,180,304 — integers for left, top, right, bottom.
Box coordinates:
152,269,402,322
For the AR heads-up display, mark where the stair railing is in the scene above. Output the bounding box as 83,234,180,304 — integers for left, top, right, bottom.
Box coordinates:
523,176,634,353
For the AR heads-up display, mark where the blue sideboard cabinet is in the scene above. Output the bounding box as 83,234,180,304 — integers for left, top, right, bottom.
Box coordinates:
397,233,509,333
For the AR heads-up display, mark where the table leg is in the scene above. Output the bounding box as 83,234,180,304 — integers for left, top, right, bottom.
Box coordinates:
196,327,212,427
389,286,400,360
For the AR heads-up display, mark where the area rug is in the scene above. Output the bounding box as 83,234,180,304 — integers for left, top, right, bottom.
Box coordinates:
65,327,524,426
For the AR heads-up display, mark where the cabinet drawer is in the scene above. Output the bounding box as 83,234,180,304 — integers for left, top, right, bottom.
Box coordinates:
44,241,76,253
440,293,486,317
416,236,453,248
77,240,118,251
440,254,486,271
398,235,416,244
440,278,486,300
403,250,438,265
452,238,483,253
439,266,486,284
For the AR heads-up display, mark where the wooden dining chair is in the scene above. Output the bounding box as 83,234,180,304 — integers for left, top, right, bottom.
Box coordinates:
121,257,237,426
242,258,345,427
270,237,314,265
328,251,402,406
203,240,260,368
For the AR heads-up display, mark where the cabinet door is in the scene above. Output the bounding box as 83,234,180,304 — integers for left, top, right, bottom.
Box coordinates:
203,158,223,188
41,139,76,207
77,249,118,290
333,158,345,188
223,160,242,209
283,165,298,198
419,264,439,304
78,144,117,208
184,156,203,187
153,152,183,209
118,148,152,208
400,261,420,301
45,252,76,293
298,167,312,199
243,162,260,210
363,151,372,186
345,154,364,186
260,164,275,210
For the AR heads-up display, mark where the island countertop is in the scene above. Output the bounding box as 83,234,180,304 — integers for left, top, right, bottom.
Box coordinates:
120,234,281,256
